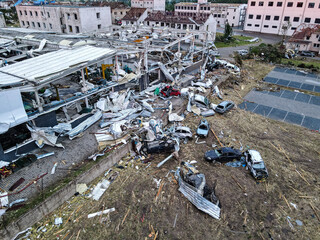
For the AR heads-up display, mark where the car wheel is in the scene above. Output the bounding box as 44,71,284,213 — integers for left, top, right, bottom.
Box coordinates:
142,147,147,152
164,143,169,147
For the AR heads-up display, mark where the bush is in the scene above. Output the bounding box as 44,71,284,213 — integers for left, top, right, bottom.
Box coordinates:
297,63,306,68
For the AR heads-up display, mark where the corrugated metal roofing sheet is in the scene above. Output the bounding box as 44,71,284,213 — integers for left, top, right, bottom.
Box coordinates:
0,46,116,86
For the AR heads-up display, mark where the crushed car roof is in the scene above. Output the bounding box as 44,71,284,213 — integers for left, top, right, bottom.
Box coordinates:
248,150,263,163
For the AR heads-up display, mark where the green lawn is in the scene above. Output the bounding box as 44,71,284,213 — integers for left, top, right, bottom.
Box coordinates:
281,58,320,69
215,33,259,48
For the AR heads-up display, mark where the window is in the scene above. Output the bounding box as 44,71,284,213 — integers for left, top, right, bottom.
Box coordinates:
74,13,78,20
313,43,320,47
306,36,310,40
256,15,261,19
308,2,315,8
255,24,260,27
247,23,252,26
287,2,293,7
251,1,256,6
265,15,271,20
277,2,282,7
274,16,279,20
268,1,274,6
24,10,27,15
259,1,264,6
49,23,52,29
22,20,25,26
30,11,33,16
284,16,290,21
272,25,277,28
35,11,38,17
37,22,40,27
248,14,253,19
97,24,101,29
315,18,320,23
19,10,22,15
96,12,100,19
32,22,35,27
69,25,73,32
291,27,296,30
47,12,50,18
264,25,269,28
41,11,43,16
293,17,299,22
67,13,70,20
305,17,311,23
297,2,303,7
26,21,29,26
43,23,46,28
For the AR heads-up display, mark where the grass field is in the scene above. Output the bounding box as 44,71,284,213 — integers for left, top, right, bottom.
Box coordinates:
215,34,258,48
281,58,320,69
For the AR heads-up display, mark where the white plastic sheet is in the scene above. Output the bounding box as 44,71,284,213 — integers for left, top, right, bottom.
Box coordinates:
0,89,28,134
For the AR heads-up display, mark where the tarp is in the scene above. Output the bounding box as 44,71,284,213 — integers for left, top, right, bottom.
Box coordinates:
0,89,28,134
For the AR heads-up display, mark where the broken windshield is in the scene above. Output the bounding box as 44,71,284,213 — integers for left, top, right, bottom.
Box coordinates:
253,162,265,169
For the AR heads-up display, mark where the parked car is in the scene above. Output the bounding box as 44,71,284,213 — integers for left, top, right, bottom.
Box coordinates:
204,147,242,163
215,101,235,114
196,119,209,138
142,139,175,154
160,86,181,97
244,150,269,180
173,126,193,139
234,49,248,56
300,51,315,57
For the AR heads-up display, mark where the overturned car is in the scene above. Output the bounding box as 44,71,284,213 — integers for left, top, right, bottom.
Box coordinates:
244,150,269,181
141,139,175,154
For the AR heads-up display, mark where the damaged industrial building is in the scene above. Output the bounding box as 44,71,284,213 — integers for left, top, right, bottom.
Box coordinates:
0,3,320,239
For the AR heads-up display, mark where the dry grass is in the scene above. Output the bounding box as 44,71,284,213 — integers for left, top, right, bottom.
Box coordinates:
24,61,320,240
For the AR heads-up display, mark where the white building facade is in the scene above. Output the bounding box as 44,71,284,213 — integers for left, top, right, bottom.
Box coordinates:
174,0,247,28
131,0,165,11
16,4,112,34
244,0,320,36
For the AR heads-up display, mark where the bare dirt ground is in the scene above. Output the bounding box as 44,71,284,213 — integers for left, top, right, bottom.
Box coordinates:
22,61,320,240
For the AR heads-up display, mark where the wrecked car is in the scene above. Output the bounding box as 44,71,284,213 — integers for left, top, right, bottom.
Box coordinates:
215,101,235,114
204,147,242,163
173,126,193,139
196,119,209,138
175,162,220,219
160,86,181,97
244,150,269,180
141,139,175,154
192,94,210,108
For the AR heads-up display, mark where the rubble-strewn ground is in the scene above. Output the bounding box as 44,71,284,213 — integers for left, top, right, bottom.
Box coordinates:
19,61,320,240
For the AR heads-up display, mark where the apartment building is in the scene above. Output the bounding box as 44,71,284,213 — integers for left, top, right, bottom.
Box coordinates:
244,0,320,36
131,0,166,11
174,0,247,28
16,4,112,34
286,24,320,53
122,7,148,25
101,2,130,24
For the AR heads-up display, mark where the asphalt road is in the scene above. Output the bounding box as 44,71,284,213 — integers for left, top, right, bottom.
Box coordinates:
216,27,283,59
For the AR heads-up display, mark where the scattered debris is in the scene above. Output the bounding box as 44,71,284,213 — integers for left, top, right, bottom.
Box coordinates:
88,208,115,219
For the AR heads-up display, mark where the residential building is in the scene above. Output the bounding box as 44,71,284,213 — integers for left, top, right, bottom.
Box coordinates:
131,0,166,11
143,11,217,41
286,24,320,53
93,2,130,24
174,0,247,28
122,7,148,25
16,4,112,34
244,0,320,36
0,12,6,28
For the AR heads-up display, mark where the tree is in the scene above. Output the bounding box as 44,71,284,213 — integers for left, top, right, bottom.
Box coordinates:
223,22,233,41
